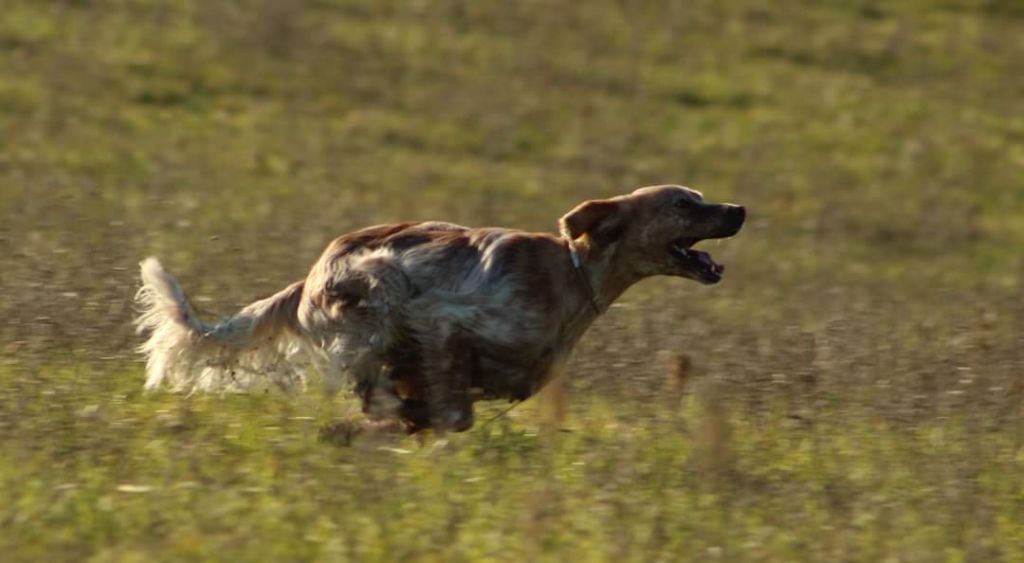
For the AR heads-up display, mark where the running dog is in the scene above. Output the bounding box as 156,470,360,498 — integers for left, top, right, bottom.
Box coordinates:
135,185,745,432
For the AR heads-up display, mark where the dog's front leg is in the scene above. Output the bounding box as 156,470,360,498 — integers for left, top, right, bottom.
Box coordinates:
419,327,474,433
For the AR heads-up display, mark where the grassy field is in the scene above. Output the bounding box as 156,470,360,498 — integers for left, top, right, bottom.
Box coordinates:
2,0,1024,560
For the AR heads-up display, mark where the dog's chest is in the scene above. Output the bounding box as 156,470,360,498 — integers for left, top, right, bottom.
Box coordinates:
469,345,559,401
462,303,594,402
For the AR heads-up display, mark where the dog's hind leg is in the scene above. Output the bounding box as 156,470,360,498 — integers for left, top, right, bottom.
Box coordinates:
355,368,403,422
320,330,404,420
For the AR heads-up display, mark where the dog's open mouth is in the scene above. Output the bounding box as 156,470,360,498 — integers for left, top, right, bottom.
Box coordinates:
671,238,725,283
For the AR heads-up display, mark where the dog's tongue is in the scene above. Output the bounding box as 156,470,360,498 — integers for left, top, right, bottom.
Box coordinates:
694,250,725,274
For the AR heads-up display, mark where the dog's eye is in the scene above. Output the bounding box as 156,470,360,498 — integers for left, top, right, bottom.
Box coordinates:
673,199,692,209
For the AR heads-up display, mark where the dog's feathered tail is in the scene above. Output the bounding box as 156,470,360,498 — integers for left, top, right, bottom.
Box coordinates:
134,257,309,393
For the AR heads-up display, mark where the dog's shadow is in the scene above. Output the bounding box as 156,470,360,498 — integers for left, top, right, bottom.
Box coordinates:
317,418,455,451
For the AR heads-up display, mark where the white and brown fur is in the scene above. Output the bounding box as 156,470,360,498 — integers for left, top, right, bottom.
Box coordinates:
135,185,745,432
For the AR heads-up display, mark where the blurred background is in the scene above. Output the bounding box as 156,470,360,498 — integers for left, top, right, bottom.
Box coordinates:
1,1,1022,560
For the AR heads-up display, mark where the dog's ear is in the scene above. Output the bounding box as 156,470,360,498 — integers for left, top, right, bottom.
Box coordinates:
559,199,624,243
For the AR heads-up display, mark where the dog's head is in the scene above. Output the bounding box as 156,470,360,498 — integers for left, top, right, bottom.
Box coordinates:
559,185,745,284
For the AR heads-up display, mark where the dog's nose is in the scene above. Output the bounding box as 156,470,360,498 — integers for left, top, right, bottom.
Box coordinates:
726,204,746,224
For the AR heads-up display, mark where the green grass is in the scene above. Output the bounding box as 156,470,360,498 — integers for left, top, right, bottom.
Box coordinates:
1,0,1023,560
2,365,1022,561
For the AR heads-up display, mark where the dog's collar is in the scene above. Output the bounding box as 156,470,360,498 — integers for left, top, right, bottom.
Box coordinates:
567,239,601,315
